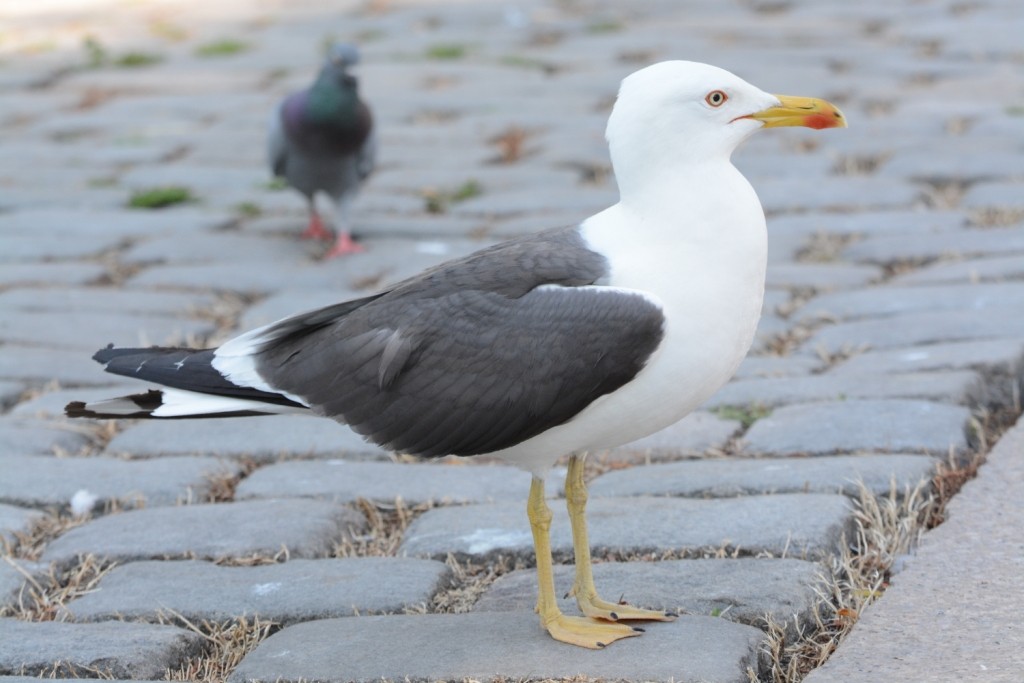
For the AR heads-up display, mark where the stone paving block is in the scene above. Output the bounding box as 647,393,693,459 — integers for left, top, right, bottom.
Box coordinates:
0,186,125,212
489,209,598,238
802,414,1024,682
119,164,268,195
305,237,491,287
768,210,967,239
41,500,365,567
734,355,824,379
0,455,242,510
0,559,45,609
735,154,835,182
0,287,217,317
795,282,1024,323
589,453,938,499
765,262,881,290
228,611,765,683
0,503,46,548
401,494,852,561
842,228,1024,265
236,460,557,504
830,339,1024,377
800,309,1024,355
761,288,792,316
65,557,451,624
755,177,919,213
124,245,466,293
105,414,389,462
9,385,139,418
476,558,822,636
961,181,1024,210
121,232,307,267
0,347,124,386
0,264,107,288
371,165,578,194
0,418,92,456
2,236,119,262
323,212,486,240
0,207,232,238
450,186,616,218
751,313,791,352
0,619,203,679
891,255,1024,285
0,381,24,409
765,232,811,263
127,262,302,293
238,288,364,330
597,411,741,461
704,370,983,408
0,310,213,351
741,400,971,456
876,149,1024,182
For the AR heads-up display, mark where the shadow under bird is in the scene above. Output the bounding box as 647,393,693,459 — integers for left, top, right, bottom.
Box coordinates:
268,43,376,258
67,61,845,648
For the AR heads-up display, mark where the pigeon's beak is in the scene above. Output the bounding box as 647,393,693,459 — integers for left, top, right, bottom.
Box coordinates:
744,95,847,130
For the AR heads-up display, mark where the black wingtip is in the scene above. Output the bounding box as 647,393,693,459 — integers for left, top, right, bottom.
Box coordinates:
65,390,164,420
65,401,94,418
91,343,117,364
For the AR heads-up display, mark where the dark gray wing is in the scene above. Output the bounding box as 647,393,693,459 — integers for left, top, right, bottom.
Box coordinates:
355,126,376,183
251,227,665,458
267,106,288,177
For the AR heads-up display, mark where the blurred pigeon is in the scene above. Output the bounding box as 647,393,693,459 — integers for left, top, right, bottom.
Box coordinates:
268,43,376,257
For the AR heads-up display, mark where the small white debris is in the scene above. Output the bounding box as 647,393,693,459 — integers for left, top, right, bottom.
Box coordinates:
461,528,532,554
900,351,930,361
70,489,99,516
415,241,450,256
251,581,283,596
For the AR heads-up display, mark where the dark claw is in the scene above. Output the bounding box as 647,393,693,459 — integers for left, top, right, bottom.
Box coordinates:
596,642,606,648
632,626,646,632
609,611,619,620
665,610,679,618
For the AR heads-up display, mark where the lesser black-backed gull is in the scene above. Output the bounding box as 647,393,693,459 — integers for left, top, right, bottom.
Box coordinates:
67,61,845,648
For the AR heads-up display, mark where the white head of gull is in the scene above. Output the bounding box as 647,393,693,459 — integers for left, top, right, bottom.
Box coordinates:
66,61,845,649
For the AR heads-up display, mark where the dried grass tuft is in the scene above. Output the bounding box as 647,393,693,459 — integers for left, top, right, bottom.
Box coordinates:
162,612,278,683
0,554,116,622
4,510,95,561
759,437,1014,683
795,232,857,264
489,126,534,164
333,497,435,558
201,458,258,503
428,554,523,614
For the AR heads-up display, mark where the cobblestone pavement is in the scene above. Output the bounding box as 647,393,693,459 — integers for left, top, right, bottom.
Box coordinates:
1,0,1022,681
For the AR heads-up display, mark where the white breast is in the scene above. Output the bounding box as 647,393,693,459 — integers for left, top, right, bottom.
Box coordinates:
494,163,768,476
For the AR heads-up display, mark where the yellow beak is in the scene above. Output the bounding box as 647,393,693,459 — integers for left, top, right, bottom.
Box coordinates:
745,94,847,130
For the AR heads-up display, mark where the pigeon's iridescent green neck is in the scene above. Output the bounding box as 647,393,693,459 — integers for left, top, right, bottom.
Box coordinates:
306,71,360,125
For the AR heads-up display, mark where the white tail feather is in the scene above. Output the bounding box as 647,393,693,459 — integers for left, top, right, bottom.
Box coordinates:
151,388,309,417
213,324,307,405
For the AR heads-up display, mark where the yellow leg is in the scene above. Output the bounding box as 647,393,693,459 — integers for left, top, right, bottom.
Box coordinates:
565,454,677,622
527,476,642,648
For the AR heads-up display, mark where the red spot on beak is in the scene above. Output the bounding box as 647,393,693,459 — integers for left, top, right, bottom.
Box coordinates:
804,114,833,130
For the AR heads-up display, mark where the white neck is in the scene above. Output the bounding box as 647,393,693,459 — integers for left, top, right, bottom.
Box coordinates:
586,158,766,276
582,154,768,387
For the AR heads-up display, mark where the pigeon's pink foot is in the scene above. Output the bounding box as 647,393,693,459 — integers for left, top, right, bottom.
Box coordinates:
301,214,332,241
323,231,365,258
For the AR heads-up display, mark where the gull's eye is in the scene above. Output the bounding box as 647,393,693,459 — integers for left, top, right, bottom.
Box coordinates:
705,90,728,107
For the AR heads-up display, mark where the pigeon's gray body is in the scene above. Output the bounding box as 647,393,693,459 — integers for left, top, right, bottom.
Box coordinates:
267,109,376,209
268,43,375,255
